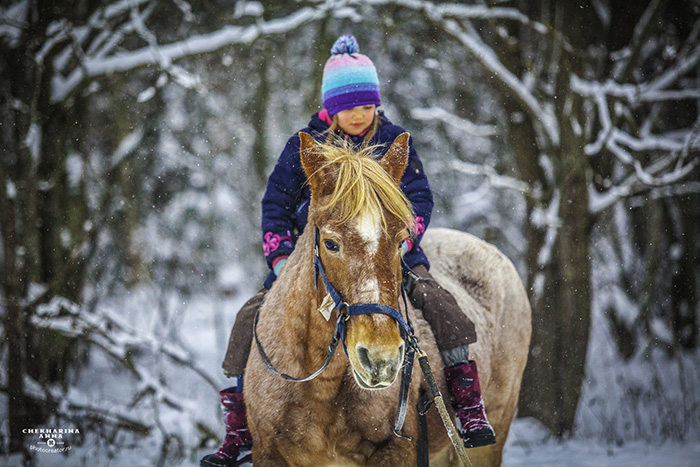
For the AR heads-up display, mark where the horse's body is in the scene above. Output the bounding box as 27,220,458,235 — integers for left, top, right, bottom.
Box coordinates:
418,228,532,466
245,134,531,466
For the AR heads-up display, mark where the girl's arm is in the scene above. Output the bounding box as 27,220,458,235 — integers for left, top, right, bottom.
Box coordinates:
261,136,307,273
400,134,433,251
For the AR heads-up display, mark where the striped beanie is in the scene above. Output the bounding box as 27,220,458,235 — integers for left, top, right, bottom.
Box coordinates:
321,35,381,116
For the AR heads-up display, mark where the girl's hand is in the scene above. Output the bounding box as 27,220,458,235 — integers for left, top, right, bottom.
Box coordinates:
273,258,288,276
400,239,412,257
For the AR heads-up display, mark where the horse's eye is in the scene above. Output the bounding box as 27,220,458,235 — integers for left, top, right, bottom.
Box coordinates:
324,239,340,252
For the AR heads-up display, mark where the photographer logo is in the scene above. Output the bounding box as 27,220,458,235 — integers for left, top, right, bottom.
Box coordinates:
23,427,78,453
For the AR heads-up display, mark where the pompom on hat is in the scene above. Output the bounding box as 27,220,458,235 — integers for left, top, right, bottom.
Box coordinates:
321,35,381,116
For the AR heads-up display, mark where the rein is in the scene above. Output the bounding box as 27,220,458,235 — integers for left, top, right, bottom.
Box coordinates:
252,227,472,466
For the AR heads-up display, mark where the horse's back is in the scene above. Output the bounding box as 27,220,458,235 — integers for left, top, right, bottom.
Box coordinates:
420,228,532,466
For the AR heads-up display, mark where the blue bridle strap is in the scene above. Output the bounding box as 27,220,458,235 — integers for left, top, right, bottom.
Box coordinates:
313,227,417,438
313,228,414,345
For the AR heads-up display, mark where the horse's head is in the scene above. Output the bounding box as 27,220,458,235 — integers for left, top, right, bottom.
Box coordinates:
300,132,413,390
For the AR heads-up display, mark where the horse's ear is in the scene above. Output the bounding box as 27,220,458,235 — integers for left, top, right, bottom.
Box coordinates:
299,132,326,195
380,132,410,184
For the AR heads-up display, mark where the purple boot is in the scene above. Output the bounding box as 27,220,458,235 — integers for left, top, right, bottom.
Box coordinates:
200,386,252,467
444,360,496,448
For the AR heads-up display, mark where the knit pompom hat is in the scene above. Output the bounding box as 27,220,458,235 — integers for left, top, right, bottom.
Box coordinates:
321,35,381,116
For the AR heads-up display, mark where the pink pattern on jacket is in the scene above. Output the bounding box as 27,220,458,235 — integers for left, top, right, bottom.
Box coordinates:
263,231,292,257
414,216,426,237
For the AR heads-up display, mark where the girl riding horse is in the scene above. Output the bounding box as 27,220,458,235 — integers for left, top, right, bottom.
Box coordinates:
201,35,494,467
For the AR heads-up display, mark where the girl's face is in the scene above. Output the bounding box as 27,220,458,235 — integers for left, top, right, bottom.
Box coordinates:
336,105,376,135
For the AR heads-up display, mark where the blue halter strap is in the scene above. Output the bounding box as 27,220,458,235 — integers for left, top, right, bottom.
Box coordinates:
314,228,414,348
314,228,417,438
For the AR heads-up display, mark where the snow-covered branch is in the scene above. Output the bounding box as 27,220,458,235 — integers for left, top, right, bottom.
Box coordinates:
614,128,700,154
355,0,549,34
599,131,699,202
572,76,700,103
644,43,700,94
436,19,559,146
451,160,532,195
573,71,700,208
411,106,497,136
530,190,561,303
589,151,700,214
584,90,614,156
50,1,336,102
33,296,220,392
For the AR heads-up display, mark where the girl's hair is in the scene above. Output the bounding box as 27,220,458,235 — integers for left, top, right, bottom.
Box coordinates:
325,110,379,146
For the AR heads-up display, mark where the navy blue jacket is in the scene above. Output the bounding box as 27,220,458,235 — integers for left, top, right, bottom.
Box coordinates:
261,111,433,289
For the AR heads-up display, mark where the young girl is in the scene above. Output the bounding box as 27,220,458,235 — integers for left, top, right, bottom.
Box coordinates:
201,36,494,467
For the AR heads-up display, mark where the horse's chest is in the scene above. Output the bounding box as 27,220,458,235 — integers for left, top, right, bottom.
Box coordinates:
277,385,394,465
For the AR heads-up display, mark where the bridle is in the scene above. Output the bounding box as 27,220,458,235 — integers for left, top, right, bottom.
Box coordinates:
253,227,419,438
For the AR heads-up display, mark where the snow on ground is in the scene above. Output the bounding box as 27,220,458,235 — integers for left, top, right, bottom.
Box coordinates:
502,417,700,467
2,282,698,466
503,437,700,466
7,418,699,466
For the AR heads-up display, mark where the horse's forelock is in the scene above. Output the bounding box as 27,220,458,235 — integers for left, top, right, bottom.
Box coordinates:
311,140,415,234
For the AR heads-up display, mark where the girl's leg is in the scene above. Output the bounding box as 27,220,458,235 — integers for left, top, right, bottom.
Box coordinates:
406,265,476,353
406,264,495,448
201,288,267,467
222,288,268,376
200,381,252,467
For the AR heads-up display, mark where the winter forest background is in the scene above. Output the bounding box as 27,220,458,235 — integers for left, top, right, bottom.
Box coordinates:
1,0,700,465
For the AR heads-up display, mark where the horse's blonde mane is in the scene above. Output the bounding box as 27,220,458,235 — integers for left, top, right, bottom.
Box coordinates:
311,139,414,233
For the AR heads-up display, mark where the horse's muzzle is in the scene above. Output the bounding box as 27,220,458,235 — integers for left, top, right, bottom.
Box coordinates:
351,341,405,390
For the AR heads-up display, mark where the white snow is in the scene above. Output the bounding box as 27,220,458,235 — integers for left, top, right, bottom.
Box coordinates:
24,123,41,162
234,1,264,18
504,420,700,467
111,127,144,169
412,106,497,137
136,86,156,103
0,1,28,46
50,3,337,102
438,19,560,146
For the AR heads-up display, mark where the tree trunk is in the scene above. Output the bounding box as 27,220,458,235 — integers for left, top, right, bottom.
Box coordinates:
1,45,33,455
516,1,593,436
0,3,92,451
0,180,29,454
673,195,699,349
518,95,592,436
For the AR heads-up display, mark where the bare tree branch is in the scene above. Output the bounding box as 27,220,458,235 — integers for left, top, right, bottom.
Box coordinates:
411,106,497,136
613,0,665,81
451,160,532,195
51,1,337,102
436,18,559,145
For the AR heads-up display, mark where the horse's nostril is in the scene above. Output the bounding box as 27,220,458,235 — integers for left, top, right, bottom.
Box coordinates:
357,345,372,371
356,343,402,379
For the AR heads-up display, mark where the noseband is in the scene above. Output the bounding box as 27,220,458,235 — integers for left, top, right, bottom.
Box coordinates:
253,227,419,437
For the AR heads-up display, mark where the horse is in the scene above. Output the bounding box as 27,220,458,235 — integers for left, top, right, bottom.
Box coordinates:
244,132,532,466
